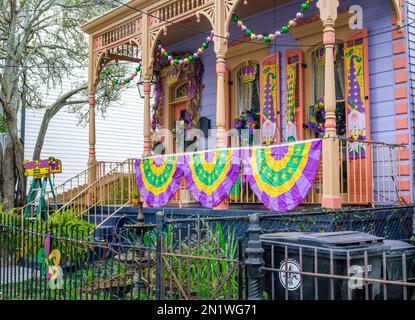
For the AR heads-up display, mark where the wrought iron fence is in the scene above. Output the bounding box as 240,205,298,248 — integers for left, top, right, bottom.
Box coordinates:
1,206,414,300
0,214,154,300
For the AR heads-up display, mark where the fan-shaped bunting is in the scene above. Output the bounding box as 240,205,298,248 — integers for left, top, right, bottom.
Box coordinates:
135,155,183,207
182,149,241,208
243,139,321,212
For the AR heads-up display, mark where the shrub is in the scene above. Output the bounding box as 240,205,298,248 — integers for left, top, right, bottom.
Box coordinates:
0,207,94,266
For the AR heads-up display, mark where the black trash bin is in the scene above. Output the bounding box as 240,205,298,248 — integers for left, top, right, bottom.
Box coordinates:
375,240,415,300
260,231,390,300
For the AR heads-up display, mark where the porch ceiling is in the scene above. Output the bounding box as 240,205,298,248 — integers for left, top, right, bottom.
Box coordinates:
232,0,292,21
157,17,213,47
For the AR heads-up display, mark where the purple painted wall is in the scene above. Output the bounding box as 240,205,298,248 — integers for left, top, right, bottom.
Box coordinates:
165,0,413,202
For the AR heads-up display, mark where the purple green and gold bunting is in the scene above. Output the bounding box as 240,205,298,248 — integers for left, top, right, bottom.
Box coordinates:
243,140,321,212
182,149,241,208
135,155,183,207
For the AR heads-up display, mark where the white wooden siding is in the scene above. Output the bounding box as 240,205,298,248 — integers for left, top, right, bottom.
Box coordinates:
23,80,144,185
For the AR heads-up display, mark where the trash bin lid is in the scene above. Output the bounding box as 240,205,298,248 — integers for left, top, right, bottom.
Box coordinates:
260,231,384,249
298,231,384,248
383,240,415,252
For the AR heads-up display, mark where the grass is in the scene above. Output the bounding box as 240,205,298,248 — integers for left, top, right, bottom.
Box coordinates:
160,221,240,300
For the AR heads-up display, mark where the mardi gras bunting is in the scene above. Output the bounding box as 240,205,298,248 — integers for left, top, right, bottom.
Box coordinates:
243,140,321,212
135,155,183,207
182,149,240,208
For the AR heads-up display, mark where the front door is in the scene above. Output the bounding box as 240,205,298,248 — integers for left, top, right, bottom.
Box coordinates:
171,101,195,205
173,101,188,154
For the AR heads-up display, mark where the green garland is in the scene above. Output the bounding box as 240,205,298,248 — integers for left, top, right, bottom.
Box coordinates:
232,0,313,44
100,62,141,86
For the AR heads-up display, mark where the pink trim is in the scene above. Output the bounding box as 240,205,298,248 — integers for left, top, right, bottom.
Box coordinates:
398,179,411,192
285,49,304,141
394,70,408,84
393,42,406,55
392,29,405,40
144,82,151,93
321,195,342,209
149,11,159,26
395,118,409,130
135,17,142,33
393,56,407,70
259,52,281,144
395,87,408,99
213,199,229,210
400,194,411,204
398,147,410,160
323,31,335,45
325,118,336,130
216,61,226,75
397,133,410,145
93,36,102,50
395,102,408,115
398,163,411,176
143,140,152,149
89,97,96,105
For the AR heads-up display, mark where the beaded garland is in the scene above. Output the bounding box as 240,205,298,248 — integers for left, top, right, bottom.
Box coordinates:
155,31,214,66
100,63,142,86
232,0,313,44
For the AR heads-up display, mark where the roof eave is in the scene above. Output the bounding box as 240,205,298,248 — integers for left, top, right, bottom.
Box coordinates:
81,0,154,35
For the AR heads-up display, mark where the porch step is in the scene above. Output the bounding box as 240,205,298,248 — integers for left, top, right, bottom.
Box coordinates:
83,205,138,227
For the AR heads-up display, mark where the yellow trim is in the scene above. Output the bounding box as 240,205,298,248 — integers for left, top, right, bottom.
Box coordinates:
263,145,295,172
198,150,221,173
250,142,311,197
140,157,177,196
188,152,233,196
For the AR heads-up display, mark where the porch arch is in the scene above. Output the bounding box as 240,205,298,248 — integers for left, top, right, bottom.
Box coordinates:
148,13,215,67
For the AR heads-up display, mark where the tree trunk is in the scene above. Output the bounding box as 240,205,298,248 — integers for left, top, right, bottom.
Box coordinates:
4,112,26,208
0,141,3,203
2,140,16,213
32,109,53,161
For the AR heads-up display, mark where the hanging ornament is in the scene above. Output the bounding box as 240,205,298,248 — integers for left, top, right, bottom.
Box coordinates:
155,31,214,67
232,0,313,44
100,63,141,86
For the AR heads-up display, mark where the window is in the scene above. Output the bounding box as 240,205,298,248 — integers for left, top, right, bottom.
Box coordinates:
237,62,260,116
176,83,188,100
312,44,345,103
311,43,346,137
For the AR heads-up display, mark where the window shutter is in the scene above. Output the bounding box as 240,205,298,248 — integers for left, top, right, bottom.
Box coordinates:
343,29,373,204
285,50,304,141
260,52,281,144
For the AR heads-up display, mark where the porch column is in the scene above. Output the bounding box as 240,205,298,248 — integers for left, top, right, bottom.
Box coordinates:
88,93,97,185
143,77,152,157
216,54,228,149
317,0,342,209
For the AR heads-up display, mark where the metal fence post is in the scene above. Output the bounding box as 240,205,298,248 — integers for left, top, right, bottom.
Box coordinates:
245,213,264,300
155,211,165,300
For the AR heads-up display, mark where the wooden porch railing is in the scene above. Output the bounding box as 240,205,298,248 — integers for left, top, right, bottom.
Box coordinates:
53,159,138,227
20,139,407,222
228,138,407,207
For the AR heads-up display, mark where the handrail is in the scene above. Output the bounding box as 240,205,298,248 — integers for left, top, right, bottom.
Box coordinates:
55,159,131,214
52,158,138,226
94,201,132,230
